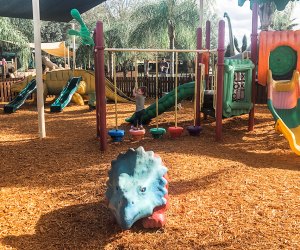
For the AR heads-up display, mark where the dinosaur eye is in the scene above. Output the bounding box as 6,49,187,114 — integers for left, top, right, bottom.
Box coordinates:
140,187,146,192
116,186,119,191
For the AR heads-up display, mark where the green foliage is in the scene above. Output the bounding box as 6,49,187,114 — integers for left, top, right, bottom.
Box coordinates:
41,21,69,43
238,0,299,11
234,37,241,53
0,17,30,70
9,18,34,42
233,35,248,54
242,35,247,52
270,2,298,30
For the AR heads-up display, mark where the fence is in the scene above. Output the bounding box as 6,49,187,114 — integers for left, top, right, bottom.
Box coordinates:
0,76,267,104
109,75,195,98
0,78,24,102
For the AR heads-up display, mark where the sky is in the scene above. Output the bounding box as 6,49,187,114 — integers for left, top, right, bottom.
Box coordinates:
215,0,300,44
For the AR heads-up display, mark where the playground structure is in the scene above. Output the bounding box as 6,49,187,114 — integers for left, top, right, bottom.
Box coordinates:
3,69,134,113
2,2,300,156
259,30,300,155
94,15,258,151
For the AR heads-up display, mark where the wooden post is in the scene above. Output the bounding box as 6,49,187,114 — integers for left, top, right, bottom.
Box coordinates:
216,20,225,141
94,21,107,151
248,3,258,131
195,27,202,126
205,20,211,89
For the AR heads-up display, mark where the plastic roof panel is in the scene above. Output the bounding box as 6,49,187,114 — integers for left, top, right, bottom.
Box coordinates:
0,0,106,22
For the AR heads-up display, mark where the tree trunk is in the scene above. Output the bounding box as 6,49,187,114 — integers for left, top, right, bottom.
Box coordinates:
168,20,175,76
144,59,149,77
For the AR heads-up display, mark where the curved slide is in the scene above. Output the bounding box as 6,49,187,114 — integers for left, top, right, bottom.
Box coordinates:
4,79,36,113
126,82,195,124
267,70,300,155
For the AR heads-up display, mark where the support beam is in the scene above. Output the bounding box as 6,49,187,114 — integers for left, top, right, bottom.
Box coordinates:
94,21,107,151
216,20,225,141
205,20,211,89
196,27,203,126
248,3,258,131
32,0,45,138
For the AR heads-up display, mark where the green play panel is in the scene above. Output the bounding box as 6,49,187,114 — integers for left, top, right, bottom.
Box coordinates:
270,46,297,80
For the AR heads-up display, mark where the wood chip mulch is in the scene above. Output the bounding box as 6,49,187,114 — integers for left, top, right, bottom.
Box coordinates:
0,99,299,250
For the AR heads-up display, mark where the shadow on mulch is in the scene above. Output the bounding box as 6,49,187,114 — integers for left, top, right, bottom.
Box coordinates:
169,169,228,196
1,202,118,250
1,201,168,250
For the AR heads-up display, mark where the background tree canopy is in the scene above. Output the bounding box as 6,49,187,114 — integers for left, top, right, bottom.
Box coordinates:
238,0,299,11
1,0,299,70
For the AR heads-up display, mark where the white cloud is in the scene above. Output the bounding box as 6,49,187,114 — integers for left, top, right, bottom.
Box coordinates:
215,0,300,45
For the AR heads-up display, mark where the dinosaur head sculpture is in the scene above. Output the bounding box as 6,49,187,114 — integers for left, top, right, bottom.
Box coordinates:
105,146,168,229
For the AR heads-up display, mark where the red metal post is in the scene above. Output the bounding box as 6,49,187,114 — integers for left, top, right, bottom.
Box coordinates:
216,20,225,141
94,21,107,151
205,20,211,89
248,3,258,131
195,27,202,126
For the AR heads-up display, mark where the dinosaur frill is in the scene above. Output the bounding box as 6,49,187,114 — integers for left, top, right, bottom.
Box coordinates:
106,146,169,229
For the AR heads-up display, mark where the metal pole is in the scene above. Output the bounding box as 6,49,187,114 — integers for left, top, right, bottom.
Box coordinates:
113,53,118,130
105,48,212,53
194,55,198,126
94,21,107,151
156,55,159,129
206,20,211,89
32,0,46,138
72,23,76,70
249,3,258,131
216,20,225,141
63,41,66,67
196,27,202,126
135,55,138,88
67,46,70,68
175,52,178,127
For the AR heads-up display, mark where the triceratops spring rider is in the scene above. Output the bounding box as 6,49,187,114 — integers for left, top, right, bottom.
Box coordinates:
106,146,169,229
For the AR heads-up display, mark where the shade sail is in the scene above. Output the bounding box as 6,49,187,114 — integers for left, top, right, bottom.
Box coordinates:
0,0,106,22
29,42,73,57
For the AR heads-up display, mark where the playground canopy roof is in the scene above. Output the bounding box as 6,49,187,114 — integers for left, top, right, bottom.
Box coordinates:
29,42,73,57
0,0,106,22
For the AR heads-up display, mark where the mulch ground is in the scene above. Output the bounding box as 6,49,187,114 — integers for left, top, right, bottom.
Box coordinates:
0,99,299,250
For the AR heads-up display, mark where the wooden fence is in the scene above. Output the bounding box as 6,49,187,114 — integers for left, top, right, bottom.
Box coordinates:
0,76,267,104
110,75,195,98
111,75,267,103
0,78,24,102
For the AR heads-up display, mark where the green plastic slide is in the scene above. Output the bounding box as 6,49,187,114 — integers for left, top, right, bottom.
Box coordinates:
50,77,82,112
4,79,36,113
125,82,195,124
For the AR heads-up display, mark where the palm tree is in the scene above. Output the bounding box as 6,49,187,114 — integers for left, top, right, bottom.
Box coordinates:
128,0,199,75
238,0,299,31
270,2,298,30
